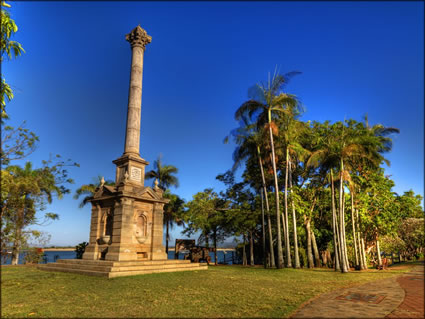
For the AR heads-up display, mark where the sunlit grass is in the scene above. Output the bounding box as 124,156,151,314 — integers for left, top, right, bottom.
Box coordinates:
1,264,412,318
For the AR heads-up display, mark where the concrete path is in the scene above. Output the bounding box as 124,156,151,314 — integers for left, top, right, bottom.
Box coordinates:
291,263,424,318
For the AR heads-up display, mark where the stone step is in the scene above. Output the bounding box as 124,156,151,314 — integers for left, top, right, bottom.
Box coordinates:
109,263,204,272
41,261,205,273
39,263,111,272
56,259,191,267
108,265,209,278
38,263,208,278
37,265,109,277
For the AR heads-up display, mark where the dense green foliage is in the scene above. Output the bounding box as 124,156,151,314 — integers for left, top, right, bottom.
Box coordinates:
1,1,24,118
182,71,423,272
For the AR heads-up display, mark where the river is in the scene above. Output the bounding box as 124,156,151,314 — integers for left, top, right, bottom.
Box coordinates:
1,250,237,265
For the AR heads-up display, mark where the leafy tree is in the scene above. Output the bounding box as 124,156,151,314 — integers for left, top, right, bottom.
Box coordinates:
1,1,25,118
217,172,260,266
1,157,77,264
0,2,38,167
1,122,39,166
396,190,424,219
397,218,424,259
182,189,228,265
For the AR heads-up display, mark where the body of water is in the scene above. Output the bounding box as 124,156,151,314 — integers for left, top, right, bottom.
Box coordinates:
1,250,237,265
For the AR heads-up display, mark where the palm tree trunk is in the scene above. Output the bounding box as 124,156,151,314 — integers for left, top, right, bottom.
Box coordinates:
342,185,350,269
268,123,284,268
261,189,267,268
358,231,365,269
284,148,292,268
376,238,382,267
288,157,300,268
357,213,366,270
339,160,349,273
331,170,341,271
242,234,247,266
213,229,218,265
304,216,314,268
311,228,321,267
250,231,254,266
258,150,275,267
361,237,368,268
350,192,359,268
165,220,169,255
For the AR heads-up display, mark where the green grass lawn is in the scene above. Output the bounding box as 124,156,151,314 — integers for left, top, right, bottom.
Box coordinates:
1,264,413,318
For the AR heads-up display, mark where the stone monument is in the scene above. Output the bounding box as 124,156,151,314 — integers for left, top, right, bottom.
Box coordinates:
82,25,167,262
38,26,207,277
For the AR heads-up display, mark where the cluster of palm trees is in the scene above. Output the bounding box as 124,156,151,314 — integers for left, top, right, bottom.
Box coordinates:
226,70,401,271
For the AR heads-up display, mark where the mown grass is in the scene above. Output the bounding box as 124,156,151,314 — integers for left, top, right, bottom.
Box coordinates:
1,263,413,318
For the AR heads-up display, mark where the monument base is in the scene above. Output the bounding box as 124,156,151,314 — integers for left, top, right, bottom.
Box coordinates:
38,259,208,278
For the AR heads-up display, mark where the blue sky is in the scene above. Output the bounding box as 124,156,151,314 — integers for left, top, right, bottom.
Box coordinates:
4,1,423,246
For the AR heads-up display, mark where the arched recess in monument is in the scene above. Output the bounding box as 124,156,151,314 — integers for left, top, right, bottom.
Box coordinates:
105,209,114,237
99,208,114,245
134,211,148,243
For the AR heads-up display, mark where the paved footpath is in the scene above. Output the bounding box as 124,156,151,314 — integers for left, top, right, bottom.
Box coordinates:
291,263,424,318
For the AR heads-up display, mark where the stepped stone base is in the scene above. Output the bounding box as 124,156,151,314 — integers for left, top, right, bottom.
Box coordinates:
38,259,208,278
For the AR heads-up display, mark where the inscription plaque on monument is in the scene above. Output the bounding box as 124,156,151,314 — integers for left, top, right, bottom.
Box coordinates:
130,166,142,181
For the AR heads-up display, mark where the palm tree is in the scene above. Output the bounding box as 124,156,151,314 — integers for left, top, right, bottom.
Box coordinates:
145,154,179,191
308,119,393,272
224,114,275,267
363,114,400,153
73,176,114,208
235,70,301,268
307,121,365,272
163,191,185,254
145,155,179,255
278,110,308,268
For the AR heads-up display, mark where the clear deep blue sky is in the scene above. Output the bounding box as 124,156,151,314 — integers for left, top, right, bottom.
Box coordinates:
5,1,423,246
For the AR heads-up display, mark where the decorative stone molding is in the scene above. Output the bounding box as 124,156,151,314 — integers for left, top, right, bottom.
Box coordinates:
126,25,152,49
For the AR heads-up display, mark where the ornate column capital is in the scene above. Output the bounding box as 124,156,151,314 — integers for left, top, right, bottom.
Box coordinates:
126,25,152,49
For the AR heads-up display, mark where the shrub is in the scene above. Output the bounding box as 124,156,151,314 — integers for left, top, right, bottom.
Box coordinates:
75,242,89,259
24,248,44,264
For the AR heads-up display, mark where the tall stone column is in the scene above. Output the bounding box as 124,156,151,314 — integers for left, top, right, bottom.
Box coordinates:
124,25,152,156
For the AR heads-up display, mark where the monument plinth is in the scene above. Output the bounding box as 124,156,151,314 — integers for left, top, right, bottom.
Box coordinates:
38,25,207,277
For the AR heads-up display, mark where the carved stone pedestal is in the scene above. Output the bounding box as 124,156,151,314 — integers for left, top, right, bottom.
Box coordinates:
82,181,168,262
